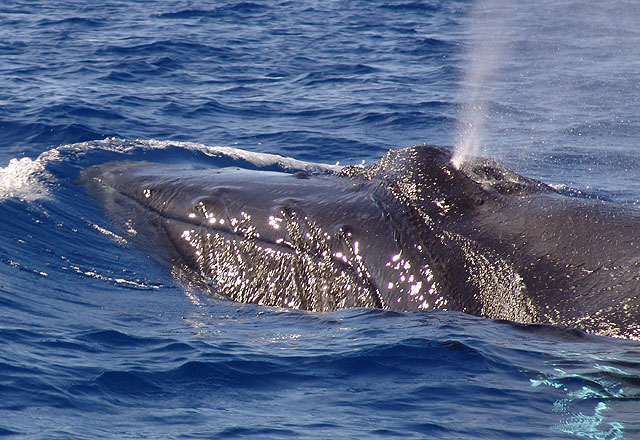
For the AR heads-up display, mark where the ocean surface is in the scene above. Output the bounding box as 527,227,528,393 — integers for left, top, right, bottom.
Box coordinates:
1,0,640,438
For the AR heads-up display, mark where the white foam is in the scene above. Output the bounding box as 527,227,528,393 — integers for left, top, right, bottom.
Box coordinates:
0,155,54,201
92,223,128,245
204,144,342,173
0,137,342,202
134,138,342,174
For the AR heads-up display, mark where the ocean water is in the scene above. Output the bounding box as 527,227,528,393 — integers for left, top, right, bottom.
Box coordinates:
1,0,640,438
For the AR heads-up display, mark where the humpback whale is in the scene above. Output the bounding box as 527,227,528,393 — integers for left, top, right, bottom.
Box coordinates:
82,145,640,339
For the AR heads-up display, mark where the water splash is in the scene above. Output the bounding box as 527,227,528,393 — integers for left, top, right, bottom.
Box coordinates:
452,0,514,168
0,150,59,201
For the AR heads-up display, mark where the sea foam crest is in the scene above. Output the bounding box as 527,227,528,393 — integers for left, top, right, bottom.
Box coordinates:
145,139,342,174
0,149,59,201
0,138,341,202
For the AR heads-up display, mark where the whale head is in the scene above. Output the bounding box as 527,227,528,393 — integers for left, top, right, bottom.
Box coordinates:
81,145,640,339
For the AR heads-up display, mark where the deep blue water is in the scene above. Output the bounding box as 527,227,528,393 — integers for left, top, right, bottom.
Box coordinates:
1,0,640,438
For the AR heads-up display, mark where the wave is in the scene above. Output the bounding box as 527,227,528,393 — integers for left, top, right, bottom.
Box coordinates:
155,3,271,20
0,150,57,201
2,307,638,438
0,138,341,202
